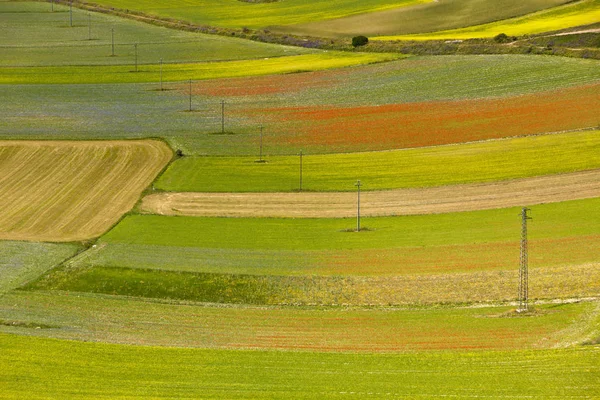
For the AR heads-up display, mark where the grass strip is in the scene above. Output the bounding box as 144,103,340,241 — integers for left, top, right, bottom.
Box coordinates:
156,129,600,192
0,52,402,84
1,333,599,398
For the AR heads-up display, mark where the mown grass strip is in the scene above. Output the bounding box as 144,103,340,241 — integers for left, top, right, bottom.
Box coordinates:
105,197,600,250
374,0,600,40
0,52,402,84
156,129,600,192
1,333,599,399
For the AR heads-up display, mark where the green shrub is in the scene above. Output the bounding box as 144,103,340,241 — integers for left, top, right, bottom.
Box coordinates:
352,35,369,47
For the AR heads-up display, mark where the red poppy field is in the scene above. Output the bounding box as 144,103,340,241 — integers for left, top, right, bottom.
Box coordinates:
252,83,600,152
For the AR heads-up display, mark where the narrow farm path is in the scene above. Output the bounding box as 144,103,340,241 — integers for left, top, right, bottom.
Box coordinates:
141,169,600,218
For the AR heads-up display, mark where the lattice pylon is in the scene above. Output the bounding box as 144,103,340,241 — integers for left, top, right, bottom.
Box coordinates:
518,207,532,312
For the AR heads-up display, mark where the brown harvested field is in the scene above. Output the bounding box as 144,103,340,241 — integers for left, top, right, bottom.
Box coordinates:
0,140,172,242
141,169,600,218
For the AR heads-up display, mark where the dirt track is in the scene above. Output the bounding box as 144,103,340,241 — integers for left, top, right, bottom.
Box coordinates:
141,169,600,218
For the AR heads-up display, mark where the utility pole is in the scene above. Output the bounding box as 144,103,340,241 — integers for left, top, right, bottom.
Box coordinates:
221,100,225,134
299,150,303,191
134,43,138,72
51,0,54,12
355,180,362,232
69,2,73,27
111,28,115,56
189,80,193,111
259,125,264,162
88,14,91,40
518,207,532,312
159,58,163,91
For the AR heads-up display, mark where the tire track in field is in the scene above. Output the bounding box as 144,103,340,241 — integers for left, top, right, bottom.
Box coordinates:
141,169,600,218
0,140,172,242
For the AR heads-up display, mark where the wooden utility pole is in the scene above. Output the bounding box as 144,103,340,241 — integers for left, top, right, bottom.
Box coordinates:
111,28,115,56
299,150,303,191
221,100,225,133
355,180,362,231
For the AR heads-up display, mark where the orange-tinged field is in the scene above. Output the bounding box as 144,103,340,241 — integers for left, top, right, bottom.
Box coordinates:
255,83,600,151
0,140,172,242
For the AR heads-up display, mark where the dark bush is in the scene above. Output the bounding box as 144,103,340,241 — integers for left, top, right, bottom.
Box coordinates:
493,33,516,43
352,35,369,47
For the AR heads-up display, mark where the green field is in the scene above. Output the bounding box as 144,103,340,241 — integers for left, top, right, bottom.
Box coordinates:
375,0,600,40
1,55,598,155
102,199,600,251
0,52,400,84
2,0,600,396
156,130,600,192
1,333,599,399
0,242,80,294
71,0,427,29
0,1,314,67
2,291,598,350
277,0,572,37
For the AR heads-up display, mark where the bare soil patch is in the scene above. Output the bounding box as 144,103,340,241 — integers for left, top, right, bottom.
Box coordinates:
141,169,600,218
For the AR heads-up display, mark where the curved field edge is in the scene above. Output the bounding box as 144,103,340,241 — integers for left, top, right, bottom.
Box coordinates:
44,197,600,280
155,129,600,192
2,292,599,351
0,53,403,84
276,0,573,38
374,0,600,40
69,0,430,29
142,169,600,218
0,1,316,68
0,140,172,242
1,333,599,399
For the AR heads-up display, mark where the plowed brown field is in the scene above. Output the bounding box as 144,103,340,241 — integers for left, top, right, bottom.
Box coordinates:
0,140,172,242
141,169,600,218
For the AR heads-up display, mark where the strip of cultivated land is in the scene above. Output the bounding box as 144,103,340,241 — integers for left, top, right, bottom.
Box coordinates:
277,0,572,37
1,56,598,155
2,333,598,399
0,52,401,84
68,0,427,29
1,291,598,351
0,1,315,67
375,0,600,40
29,198,600,304
0,140,171,242
142,169,600,218
0,242,80,294
155,130,600,192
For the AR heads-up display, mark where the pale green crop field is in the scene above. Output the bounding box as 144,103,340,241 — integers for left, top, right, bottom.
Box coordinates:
1,291,597,350
375,0,600,40
0,242,80,295
156,130,600,192
1,332,599,399
0,1,314,67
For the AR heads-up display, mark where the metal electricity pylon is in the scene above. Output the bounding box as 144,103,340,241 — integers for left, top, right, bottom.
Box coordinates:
518,207,532,312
